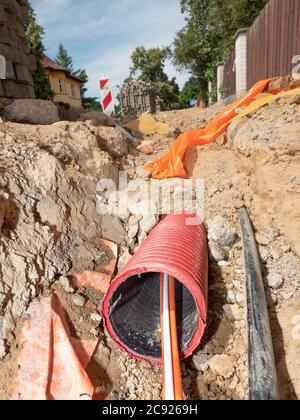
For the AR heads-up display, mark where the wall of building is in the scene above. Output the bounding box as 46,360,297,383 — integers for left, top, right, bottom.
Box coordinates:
46,69,82,108
0,0,36,101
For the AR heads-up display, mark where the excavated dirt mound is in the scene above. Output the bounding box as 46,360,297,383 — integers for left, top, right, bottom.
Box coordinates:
0,96,300,400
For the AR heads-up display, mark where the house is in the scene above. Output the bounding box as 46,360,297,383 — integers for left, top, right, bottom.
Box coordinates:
42,56,82,108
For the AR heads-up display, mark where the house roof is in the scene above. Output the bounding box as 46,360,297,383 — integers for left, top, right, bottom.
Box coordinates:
41,56,83,83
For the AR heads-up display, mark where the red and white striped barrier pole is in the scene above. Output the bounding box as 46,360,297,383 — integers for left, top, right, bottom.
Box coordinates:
99,78,115,117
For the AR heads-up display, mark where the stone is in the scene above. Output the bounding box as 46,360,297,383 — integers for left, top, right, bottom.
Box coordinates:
96,127,129,157
209,240,229,262
193,353,209,372
0,315,3,336
223,304,243,321
139,214,158,234
264,228,280,242
135,166,150,180
72,294,86,307
3,100,60,125
0,200,4,234
127,216,140,240
137,140,154,154
218,261,231,267
287,94,300,105
209,355,236,377
52,121,70,130
101,215,126,244
267,272,284,290
226,290,237,304
80,111,115,127
208,216,237,247
0,338,7,360
90,313,102,323
58,276,74,294
118,249,132,271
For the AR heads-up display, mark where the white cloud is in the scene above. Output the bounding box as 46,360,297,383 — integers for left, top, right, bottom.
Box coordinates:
30,0,189,97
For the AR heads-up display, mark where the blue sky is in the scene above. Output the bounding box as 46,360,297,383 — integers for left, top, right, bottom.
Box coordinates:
30,0,189,99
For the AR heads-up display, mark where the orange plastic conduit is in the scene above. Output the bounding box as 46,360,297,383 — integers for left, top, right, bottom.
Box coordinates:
145,79,275,179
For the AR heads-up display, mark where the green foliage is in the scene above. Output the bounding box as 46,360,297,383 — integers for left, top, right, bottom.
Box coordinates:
173,0,268,102
82,96,102,111
128,46,180,110
56,45,93,109
56,44,74,73
25,8,54,100
179,77,204,108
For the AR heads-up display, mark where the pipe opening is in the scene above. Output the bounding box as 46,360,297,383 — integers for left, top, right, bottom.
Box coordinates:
109,272,199,359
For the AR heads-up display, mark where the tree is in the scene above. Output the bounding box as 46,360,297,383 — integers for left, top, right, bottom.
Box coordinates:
25,8,54,100
56,44,74,73
179,77,203,108
56,45,95,110
173,0,268,103
128,46,180,110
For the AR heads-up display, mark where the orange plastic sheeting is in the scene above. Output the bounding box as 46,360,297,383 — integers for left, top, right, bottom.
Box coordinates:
70,239,118,293
145,79,273,179
9,294,97,400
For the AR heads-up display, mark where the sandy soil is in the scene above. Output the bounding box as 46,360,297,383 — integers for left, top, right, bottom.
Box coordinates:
0,96,300,400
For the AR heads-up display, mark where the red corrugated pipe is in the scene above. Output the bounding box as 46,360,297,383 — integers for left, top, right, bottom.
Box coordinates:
102,213,208,365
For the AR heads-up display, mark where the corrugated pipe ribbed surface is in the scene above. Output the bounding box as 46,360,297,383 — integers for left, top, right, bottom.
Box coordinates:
102,214,208,365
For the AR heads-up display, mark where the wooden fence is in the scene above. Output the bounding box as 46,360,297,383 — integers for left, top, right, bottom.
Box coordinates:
223,50,236,96
223,0,300,93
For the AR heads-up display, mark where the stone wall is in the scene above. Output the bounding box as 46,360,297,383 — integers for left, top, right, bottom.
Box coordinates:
0,0,36,101
120,81,162,116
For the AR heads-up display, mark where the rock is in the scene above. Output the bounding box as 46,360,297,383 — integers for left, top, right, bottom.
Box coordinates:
52,121,70,130
218,261,231,267
80,111,115,127
137,140,154,154
209,355,235,377
256,233,272,246
72,294,86,307
223,304,243,321
168,127,181,138
96,127,129,157
0,200,4,234
127,216,140,240
3,100,60,125
193,353,209,372
135,166,150,180
90,313,102,323
281,286,296,300
208,216,237,247
259,246,271,262
139,214,158,234
264,228,280,242
118,249,132,271
58,276,74,294
101,215,126,244
0,316,7,359
226,290,237,304
288,94,300,105
0,338,7,360
209,240,229,262
267,272,284,290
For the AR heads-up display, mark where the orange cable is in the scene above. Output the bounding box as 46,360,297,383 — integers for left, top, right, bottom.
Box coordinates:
168,276,184,400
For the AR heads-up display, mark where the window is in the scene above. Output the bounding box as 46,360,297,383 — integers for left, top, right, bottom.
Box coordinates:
58,79,65,93
71,85,75,97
